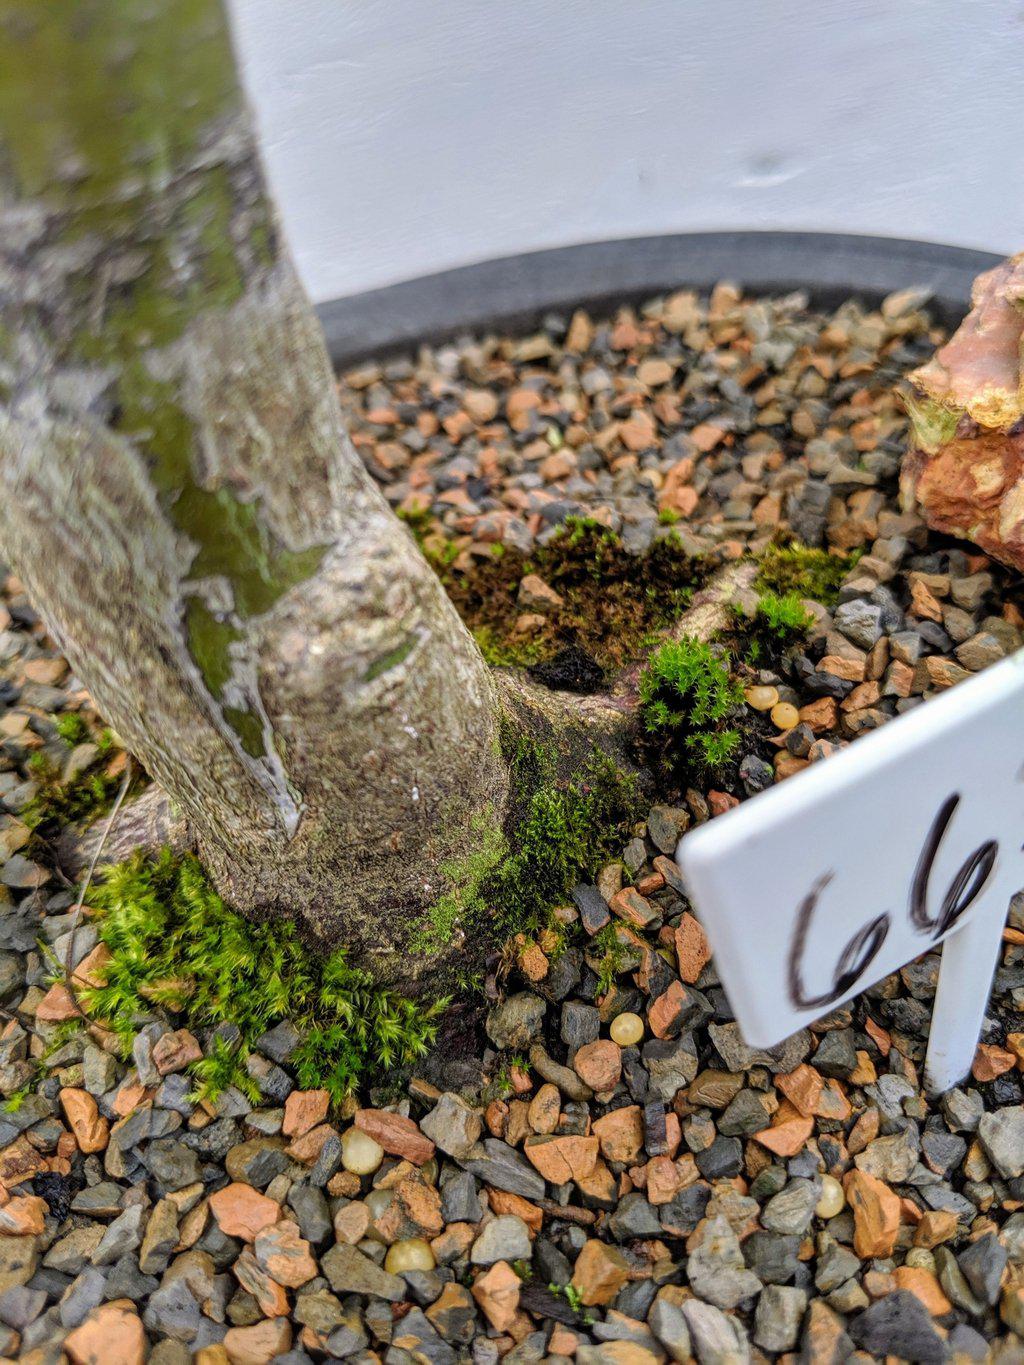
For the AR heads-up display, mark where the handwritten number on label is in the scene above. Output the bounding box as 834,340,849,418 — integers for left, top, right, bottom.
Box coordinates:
786,791,999,1014
787,872,890,1011
909,793,997,938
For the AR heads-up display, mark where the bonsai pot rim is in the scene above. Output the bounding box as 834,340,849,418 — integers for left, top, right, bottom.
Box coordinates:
316,229,1000,367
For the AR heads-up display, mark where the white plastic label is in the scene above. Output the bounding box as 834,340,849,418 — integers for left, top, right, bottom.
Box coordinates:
676,650,1024,1093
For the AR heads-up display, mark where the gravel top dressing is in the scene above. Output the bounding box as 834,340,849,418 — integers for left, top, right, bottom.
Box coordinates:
0,284,1023,1361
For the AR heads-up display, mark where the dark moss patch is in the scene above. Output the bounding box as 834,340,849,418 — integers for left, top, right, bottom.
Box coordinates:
428,519,710,674
527,644,606,694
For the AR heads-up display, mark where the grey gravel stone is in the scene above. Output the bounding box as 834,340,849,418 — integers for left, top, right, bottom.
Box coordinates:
686,1216,762,1309
854,1126,919,1183
680,1298,750,1365
58,1267,105,1329
571,885,609,935
642,1035,698,1099
560,1001,600,1054
139,1199,179,1275
834,600,884,648
224,1137,289,1187
607,1193,662,1241
708,1022,811,1074
957,1232,1007,1306
143,1279,203,1343
647,1293,692,1362
978,1106,1024,1177
754,1284,807,1353
848,1291,946,1362
470,1215,531,1266
0,1284,46,1331
934,1245,985,1317
394,1306,456,1365
440,1170,484,1224
941,1086,984,1132
485,994,546,1050
91,1202,145,1266
43,1226,103,1275
646,805,689,854
420,1093,483,1160
143,1137,202,1190
288,1184,332,1245
256,1019,301,1063
321,1244,406,1301
461,1139,546,1200
742,1231,800,1285
946,1323,990,1361
761,1179,819,1235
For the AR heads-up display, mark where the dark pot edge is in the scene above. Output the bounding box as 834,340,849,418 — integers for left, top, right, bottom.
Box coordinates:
315,230,1000,367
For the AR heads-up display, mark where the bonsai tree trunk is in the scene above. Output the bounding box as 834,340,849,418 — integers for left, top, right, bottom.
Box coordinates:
0,0,508,979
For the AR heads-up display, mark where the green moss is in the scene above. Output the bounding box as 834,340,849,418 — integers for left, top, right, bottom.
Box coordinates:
591,922,630,996
396,504,434,546
494,736,643,940
756,541,858,609
20,747,130,835
753,590,814,638
3,1085,30,1115
548,1282,588,1316
117,367,328,729
559,514,617,548
639,638,744,782
222,706,265,759
81,850,444,1105
472,626,543,669
184,599,241,701
740,589,815,664
396,506,459,572
411,810,508,955
54,713,89,747
903,390,961,455
415,734,643,969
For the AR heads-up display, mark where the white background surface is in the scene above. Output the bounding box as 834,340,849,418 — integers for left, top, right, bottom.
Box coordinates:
227,0,1024,306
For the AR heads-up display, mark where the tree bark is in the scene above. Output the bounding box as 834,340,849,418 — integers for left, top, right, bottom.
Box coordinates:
0,0,508,980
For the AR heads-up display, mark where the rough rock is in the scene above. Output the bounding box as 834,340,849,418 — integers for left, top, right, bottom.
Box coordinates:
420,1093,483,1160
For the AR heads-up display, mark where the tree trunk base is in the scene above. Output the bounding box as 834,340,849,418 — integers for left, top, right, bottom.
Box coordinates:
60,563,752,988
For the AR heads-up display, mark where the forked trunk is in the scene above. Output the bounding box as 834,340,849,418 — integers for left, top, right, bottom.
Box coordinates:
0,0,507,980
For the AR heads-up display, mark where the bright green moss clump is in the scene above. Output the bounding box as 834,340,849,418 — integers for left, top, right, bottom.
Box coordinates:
54,712,90,746
639,638,744,779
741,589,815,664
82,851,444,1104
756,541,858,609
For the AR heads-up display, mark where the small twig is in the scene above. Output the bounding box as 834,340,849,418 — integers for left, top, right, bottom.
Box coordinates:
62,758,134,1024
